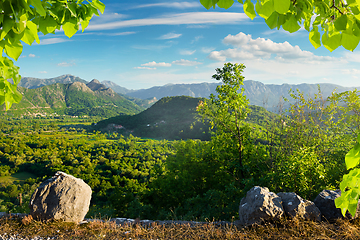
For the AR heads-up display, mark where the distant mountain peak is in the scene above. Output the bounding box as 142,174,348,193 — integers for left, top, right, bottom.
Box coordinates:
69,82,93,93
87,79,107,91
90,79,101,84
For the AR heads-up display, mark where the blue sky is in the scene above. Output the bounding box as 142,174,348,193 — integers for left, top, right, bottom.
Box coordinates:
17,0,360,89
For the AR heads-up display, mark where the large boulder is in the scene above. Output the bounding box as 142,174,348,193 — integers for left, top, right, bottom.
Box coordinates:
239,186,284,226
277,192,321,221
314,189,360,221
29,171,92,223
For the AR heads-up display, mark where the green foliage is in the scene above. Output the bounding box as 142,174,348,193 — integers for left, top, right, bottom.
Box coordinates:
336,133,360,217
0,128,175,218
197,63,250,180
146,139,242,220
0,85,359,220
271,146,326,198
0,0,105,110
200,0,360,51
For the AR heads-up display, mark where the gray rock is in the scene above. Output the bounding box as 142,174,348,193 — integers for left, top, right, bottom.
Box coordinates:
314,189,360,221
277,192,321,221
238,186,284,226
29,171,92,223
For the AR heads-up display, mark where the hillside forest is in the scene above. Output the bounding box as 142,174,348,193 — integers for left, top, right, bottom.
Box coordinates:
0,64,359,221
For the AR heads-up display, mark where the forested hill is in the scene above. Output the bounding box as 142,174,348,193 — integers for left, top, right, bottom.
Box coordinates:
94,96,277,140
2,80,145,118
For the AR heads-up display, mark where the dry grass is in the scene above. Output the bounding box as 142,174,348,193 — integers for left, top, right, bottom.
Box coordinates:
1,216,360,239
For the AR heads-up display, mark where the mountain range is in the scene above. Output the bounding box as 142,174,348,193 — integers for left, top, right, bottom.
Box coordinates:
18,74,357,112
3,79,144,118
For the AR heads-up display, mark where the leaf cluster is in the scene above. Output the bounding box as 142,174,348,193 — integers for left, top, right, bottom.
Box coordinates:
0,0,105,110
200,0,360,51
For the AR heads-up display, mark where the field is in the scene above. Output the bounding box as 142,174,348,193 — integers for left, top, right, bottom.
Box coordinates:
1,217,360,239
0,172,36,185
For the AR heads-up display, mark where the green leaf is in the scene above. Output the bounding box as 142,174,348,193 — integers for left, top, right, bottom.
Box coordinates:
334,14,348,31
243,0,256,20
265,11,279,29
274,0,290,14
45,17,58,34
80,19,90,32
282,15,300,33
345,143,360,169
4,40,23,61
341,33,360,51
92,0,106,14
21,28,35,45
1,16,15,40
12,90,22,103
309,26,321,49
62,18,78,38
29,0,46,17
322,32,341,52
27,21,40,44
334,192,349,217
217,0,234,9
19,14,27,33
200,0,219,9
68,2,78,17
255,0,275,19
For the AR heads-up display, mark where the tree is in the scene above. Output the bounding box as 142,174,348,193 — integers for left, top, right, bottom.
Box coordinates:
200,0,360,52
0,0,105,110
196,63,250,180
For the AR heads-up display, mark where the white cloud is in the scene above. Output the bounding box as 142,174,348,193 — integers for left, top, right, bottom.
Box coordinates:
172,59,202,66
209,32,338,63
180,50,196,55
132,44,173,50
113,31,136,36
343,52,360,62
86,12,248,31
57,61,76,67
191,35,203,43
39,71,47,74
158,32,182,40
141,61,171,67
90,12,128,24
28,54,36,58
201,47,215,53
203,31,359,87
130,2,201,9
342,69,360,74
39,38,70,45
78,31,137,36
134,67,157,70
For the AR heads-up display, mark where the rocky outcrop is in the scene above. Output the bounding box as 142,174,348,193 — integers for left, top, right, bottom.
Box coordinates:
277,192,321,221
238,186,284,226
29,171,92,223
